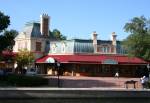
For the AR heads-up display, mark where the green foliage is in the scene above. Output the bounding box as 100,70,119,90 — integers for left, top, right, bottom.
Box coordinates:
0,11,10,33
0,74,48,87
123,16,150,61
16,49,34,70
0,11,18,57
0,30,18,61
0,30,18,51
51,29,66,40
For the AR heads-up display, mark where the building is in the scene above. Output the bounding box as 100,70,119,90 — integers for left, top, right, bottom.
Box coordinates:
36,32,148,77
13,14,51,59
13,14,148,77
49,32,125,55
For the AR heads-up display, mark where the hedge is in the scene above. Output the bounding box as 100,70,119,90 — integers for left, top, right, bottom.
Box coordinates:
0,74,48,87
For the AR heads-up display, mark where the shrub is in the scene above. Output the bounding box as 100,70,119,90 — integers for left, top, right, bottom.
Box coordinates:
0,74,48,87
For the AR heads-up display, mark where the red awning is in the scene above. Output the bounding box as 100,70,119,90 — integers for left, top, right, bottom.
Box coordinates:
36,55,101,64
36,54,147,64
2,51,17,57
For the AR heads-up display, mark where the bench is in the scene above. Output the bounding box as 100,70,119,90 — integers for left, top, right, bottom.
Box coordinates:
125,80,138,89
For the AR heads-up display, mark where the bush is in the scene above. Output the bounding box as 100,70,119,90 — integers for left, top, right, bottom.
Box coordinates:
0,74,48,87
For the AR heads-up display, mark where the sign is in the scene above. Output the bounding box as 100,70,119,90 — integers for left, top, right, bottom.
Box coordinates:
45,57,55,63
102,59,118,64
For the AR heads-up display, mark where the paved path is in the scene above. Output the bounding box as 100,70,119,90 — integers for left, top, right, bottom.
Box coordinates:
45,76,142,89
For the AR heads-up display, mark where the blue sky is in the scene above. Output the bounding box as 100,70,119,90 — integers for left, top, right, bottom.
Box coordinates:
0,0,150,40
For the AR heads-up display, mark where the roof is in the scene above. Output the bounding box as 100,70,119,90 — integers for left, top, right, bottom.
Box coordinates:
16,22,56,40
2,51,17,57
71,39,121,45
36,54,147,64
23,22,42,38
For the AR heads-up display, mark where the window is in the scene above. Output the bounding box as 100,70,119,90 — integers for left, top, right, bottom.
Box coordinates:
51,43,57,53
97,46,102,52
45,41,50,53
101,65,111,73
61,42,67,53
36,42,41,51
101,45,110,53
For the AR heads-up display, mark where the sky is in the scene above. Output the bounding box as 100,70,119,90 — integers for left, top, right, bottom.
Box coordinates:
0,0,150,40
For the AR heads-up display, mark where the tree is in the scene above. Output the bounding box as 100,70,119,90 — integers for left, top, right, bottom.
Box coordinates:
0,30,18,62
51,29,66,40
0,11,18,61
15,49,34,73
123,16,150,61
0,30,18,51
0,11,10,33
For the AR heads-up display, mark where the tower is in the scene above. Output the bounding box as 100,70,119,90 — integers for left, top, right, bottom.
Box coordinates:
40,14,50,36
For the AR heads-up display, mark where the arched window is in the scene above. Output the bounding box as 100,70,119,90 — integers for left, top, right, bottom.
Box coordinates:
51,43,57,53
61,42,67,53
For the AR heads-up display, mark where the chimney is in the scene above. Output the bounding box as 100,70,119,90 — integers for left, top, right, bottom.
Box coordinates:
92,31,98,53
111,32,117,54
40,14,50,36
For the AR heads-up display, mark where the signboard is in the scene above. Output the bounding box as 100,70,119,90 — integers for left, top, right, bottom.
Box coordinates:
102,59,118,64
45,57,55,63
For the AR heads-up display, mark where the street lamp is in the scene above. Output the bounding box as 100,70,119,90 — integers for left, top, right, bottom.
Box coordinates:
147,64,150,77
56,61,61,87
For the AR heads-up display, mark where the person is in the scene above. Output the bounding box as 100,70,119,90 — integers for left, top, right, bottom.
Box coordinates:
115,72,119,78
140,76,147,89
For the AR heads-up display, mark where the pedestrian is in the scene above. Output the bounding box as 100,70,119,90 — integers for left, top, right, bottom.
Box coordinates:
115,72,119,78
140,76,146,89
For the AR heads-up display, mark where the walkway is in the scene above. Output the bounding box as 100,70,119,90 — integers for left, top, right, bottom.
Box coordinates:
45,76,142,89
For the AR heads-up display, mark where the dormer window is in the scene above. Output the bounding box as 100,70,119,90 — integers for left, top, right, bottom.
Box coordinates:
61,42,67,53
51,43,57,53
97,44,110,53
102,46,110,53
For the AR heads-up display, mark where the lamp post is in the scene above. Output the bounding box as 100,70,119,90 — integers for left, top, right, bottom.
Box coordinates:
147,64,150,77
57,61,61,87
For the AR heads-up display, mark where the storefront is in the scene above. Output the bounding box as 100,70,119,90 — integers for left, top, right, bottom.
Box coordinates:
36,54,148,77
